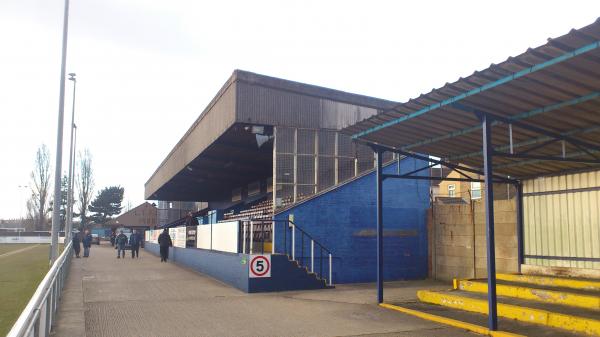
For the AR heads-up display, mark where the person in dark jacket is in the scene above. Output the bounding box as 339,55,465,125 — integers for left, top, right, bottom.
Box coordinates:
129,230,141,259
82,230,92,257
115,230,128,259
110,232,116,247
72,231,81,258
157,228,172,262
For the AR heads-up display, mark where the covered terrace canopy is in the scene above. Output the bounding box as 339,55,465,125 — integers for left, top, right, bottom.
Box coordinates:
342,19,600,332
345,19,600,179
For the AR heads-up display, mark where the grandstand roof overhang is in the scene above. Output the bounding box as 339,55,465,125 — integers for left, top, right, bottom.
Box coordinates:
343,19,600,180
145,70,398,201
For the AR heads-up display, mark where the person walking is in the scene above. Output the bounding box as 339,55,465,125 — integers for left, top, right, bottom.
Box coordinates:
157,228,172,262
129,229,140,259
72,231,81,258
82,230,92,258
115,230,128,259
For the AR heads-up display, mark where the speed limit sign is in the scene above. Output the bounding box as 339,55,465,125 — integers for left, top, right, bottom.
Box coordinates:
249,255,271,278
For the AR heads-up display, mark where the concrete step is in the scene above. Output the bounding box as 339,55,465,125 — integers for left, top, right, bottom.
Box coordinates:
497,273,600,292
456,278,600,310
417,289,600,336
393,301,583,337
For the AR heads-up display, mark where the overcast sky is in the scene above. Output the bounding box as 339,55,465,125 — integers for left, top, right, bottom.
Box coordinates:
1,0,599,219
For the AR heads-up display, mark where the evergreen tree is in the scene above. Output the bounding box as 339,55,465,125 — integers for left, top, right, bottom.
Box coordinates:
48,175,69,230
88,186,124,225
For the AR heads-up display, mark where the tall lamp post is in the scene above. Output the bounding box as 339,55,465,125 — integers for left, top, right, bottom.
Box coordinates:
50,0,71,264
65,73,77,243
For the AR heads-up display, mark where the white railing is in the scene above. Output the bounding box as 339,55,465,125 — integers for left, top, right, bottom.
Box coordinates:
7,242,73,337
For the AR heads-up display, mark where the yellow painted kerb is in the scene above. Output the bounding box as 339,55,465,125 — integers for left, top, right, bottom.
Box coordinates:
379,303,525,337
457,279,600,310
418,290,600,336
497,273,600,292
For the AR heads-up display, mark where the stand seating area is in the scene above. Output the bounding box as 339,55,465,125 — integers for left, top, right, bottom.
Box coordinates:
222,198,273,222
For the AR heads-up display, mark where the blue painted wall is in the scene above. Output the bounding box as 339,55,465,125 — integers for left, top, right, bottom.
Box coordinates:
145,243,327,293
275,158,430,284
145,242,249,291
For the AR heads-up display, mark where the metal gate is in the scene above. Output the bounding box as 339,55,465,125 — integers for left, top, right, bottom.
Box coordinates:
523,170,600,270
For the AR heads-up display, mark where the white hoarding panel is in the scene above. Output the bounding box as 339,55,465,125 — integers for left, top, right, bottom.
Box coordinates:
211,221,239,253
196,224,212,250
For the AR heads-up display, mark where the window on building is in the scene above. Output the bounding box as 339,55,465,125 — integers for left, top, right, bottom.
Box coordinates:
447,184,456,197
471,182,482,199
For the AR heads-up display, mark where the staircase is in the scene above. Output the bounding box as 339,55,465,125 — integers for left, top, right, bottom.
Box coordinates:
240,219,334,289
412,274,600,336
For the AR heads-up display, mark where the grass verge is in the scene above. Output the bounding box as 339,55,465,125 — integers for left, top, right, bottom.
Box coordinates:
0,244,52,336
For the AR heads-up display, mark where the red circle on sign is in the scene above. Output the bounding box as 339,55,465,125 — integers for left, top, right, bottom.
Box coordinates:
250,255,270,276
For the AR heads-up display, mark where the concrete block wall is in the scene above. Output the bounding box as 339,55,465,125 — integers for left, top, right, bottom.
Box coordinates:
432,199,518,281
275,158,431,284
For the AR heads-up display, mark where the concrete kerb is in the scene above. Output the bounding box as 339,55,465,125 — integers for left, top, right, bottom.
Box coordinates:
417,289,600,336
496,273,600,292
379,303,525,337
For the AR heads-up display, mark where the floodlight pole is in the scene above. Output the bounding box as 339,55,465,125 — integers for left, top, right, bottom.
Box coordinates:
50,0,71,264
65,73,77,244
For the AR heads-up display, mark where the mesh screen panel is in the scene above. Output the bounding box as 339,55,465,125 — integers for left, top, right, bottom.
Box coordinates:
297,185,315,202
276,184,294,207
297,129,316,155
297,155,315,185
338,157,355,183
338,133,354,157
274,126,390,210
356,143,374,173
318,156,335,191
276,127,295,154
276,154,294,184
318,130,336,156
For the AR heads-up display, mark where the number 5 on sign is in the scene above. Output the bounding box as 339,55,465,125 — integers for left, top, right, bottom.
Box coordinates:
249,255,271,278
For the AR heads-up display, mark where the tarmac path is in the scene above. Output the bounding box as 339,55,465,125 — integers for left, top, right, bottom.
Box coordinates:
52,243,477,337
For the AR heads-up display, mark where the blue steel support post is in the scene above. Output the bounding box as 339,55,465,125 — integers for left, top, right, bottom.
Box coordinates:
482,114,498,330
375,148,384,303
516,182,525,273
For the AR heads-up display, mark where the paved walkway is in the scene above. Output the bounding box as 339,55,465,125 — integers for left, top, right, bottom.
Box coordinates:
52,243,477,337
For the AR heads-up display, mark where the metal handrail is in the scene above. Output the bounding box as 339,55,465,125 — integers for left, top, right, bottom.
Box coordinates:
7,241,74,337
240,219,334,286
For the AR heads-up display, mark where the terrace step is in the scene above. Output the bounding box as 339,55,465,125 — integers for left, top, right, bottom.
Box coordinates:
417,289,600,336
455,278,600,310
497,273,600,292
387,301,581,337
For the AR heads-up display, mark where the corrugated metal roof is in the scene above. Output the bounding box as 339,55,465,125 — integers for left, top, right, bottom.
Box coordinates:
145,70,399,200
344,19,600,179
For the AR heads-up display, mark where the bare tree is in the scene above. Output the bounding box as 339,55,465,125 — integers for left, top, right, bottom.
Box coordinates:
28,145,52,230
77,149,94,227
